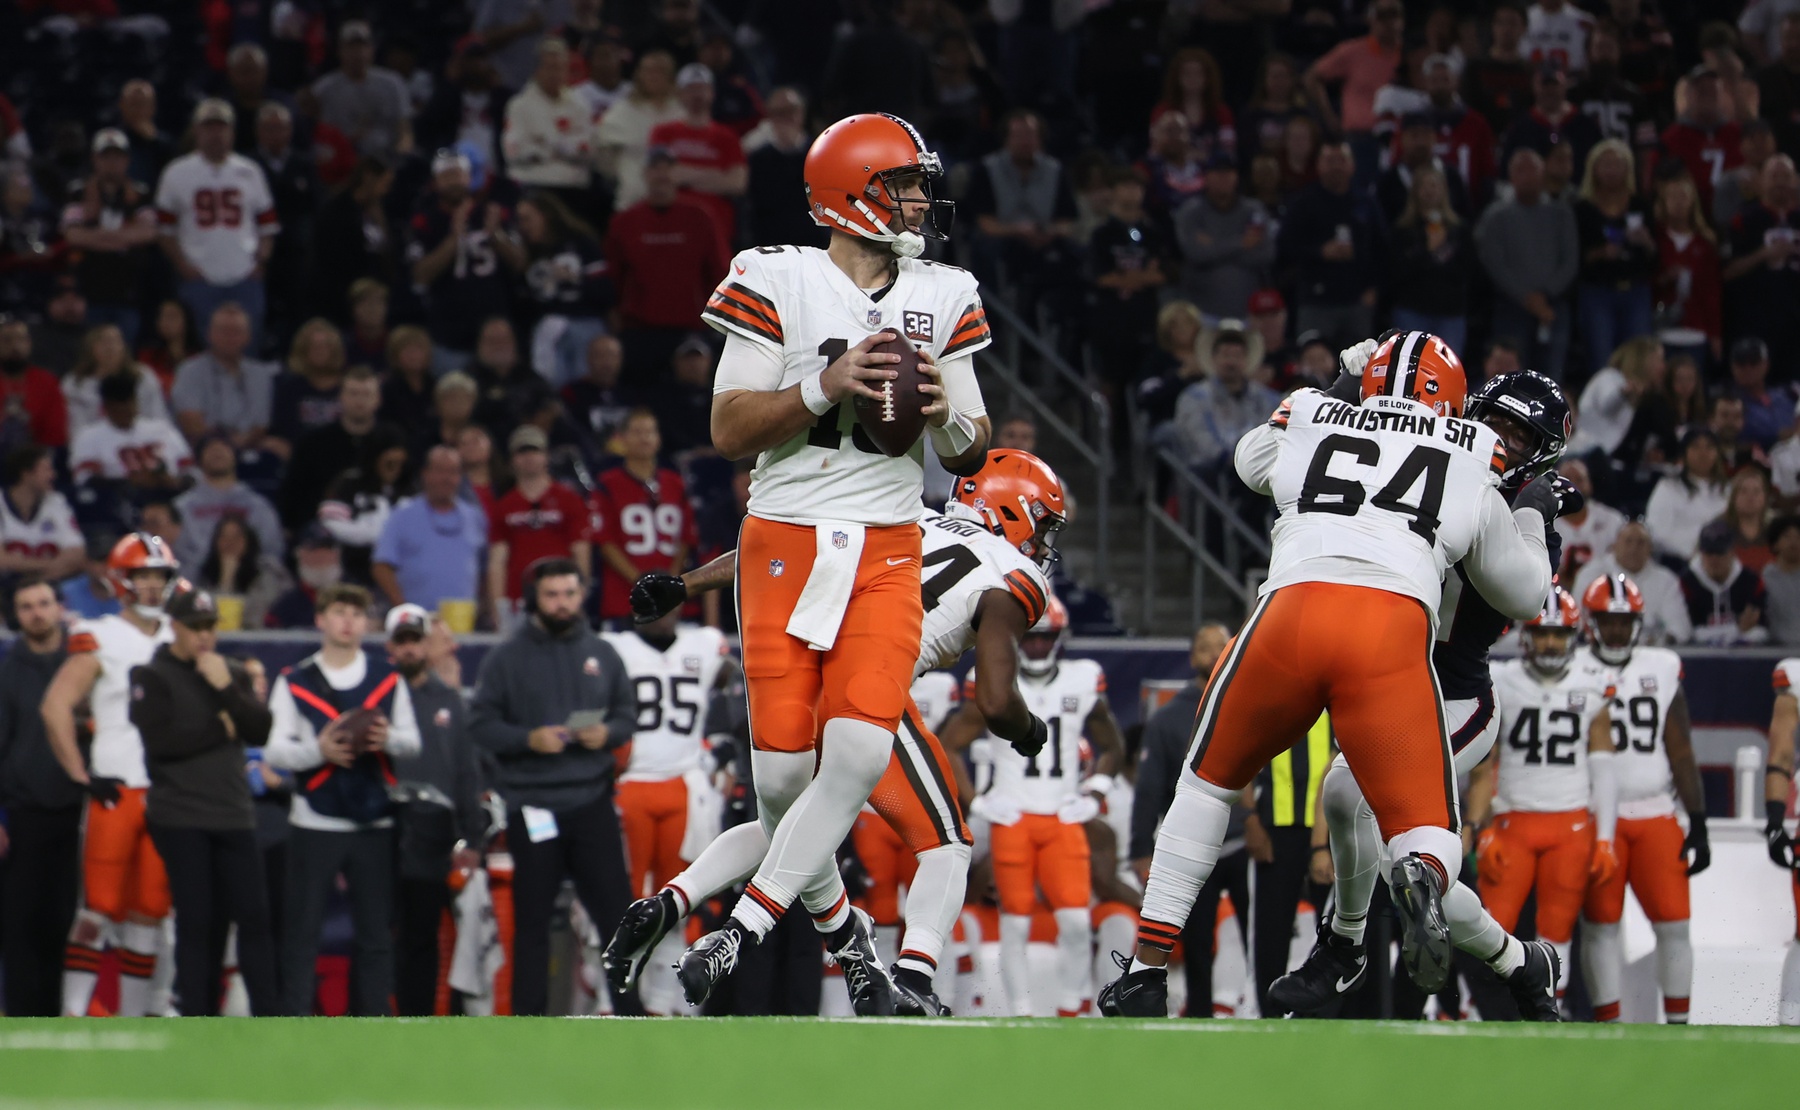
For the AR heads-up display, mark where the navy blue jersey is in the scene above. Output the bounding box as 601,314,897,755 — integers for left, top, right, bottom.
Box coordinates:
1432,517,1562,701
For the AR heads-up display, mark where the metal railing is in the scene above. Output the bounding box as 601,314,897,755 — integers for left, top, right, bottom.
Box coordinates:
1142,448,1271,628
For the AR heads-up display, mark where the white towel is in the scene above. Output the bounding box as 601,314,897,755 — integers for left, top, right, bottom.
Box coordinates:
785,522,865,651
449,869,504,1008
679,767,724,863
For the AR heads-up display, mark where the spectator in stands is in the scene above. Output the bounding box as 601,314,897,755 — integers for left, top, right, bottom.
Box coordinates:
60,128,156,343
1239,54,1314,162
563,334,634,458
407,149,522,370
1721,466,1778,573
63,325,165,437
1646,428,1730,558
1756,15,1800,158
373,445,488,614
1138,301,1206,428
172,304,280,453
467,316,555,445
1305,0,1405,178
514,192,610,386
964,109,1080,299
469,557,639,1016
1710,393,1765,476
591,409,694,624
486,426,592,629
0,315,68,452
1682,518,1767,644
1464,3,1534,131
268,528,342,630
1152,48,1237,166
307,158,394,328
156,100,278,346
115,79,173,187
1575,140,1658,374
270,319,348,451
502,39,595,215
994,413,1038,452
1140,111,1208,218
1760,515,1800,643
1246,290,1294,384
604,149,728,389
28,278,88,380
1555,458,1628,581
1660,65,1742,219
651,335,716,455
0,576,81,1016
195,516,291,630
279,368,395,532
375,328,432,445
924,31,1004,169
318,429,412,589
1276,142,1383,349
0,447,83,585
1477,148,1579,381
174,433,284,572
250,103,318,344
1724,155,1800,378
69,370,190,491
1502,63,1602,179
1413,56,1498,207
1388,164,1475,356
1713,120,1774,233
1377,112,1473,226
595,50,682,213
1174,152,1274,322
343,281,390,372
311,21,413,161
1161,325,1280,476
1666,353,1708,441
137,299,195,395
1577,519,1693,643
225,44,291,155
648,63,748,252
471,0,566,90
1654,173,1723,365
1087,170,1168,389
458,425,504,523
1728,337,1796,450
743,87,817,248
817,4,933,125
265,581,423,1016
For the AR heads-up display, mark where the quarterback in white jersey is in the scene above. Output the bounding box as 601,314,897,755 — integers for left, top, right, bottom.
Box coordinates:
1576,573,1708,1024
0,446,84,578
155,100,277,287
40,534,179,1017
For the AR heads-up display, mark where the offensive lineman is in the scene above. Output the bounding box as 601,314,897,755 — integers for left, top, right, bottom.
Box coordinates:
40,534,178,1016
1578,573,1709,1024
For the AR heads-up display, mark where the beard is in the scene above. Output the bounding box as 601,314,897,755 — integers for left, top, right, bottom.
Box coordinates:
537,610,582,636
395,657,430,680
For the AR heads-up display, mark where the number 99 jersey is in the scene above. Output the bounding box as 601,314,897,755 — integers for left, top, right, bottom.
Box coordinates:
1491,656,1618,814
1598,646,1685,819
705,246,991,528
970,659,1106,816
914,511,1051,677
603,626,730,782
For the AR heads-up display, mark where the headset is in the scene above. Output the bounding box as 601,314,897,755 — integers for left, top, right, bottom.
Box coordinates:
522,556,586,616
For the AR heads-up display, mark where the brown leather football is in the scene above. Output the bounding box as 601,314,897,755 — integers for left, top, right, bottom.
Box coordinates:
853,334,931,458
335,707,383,754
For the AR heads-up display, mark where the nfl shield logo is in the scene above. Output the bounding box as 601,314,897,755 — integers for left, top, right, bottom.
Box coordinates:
1569,693,1587,710
434,708,452,728
1062,696,1079,712
770,559,785,577
866,308,882,328
832,531,849,549
1640,676,1658,693
683,656,701,674
583,657,601,676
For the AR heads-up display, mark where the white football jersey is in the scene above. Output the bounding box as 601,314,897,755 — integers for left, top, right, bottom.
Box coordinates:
915,511,1051,677
0,489,82,562
604,626,730,782
68,613,172,787
1596,646,1684,819
1492,656,1617,815
705,246,991,527
910,669,960,733
1524,3,1594,73
70,417,194,483
1237,389,1516,614
977,658,1106,815
154,152,278,284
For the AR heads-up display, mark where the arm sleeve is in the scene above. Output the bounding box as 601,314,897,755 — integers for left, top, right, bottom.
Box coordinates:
1233,421,1283,495
262,676,324,772
937,353,986,420
711,330,787,394
1589,747,1619,841
127,668,186,758
467,647,533,758
1461,492,1554,619
218,682,273,748
384,682,422,759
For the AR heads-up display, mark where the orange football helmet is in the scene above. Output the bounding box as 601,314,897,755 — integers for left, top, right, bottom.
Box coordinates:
106,532,179,613
1582,573,1645,665
1019,594,1068,677
946,449,1067,568
1523,586,1581,677
804,113,952,258
1361,330,1467,417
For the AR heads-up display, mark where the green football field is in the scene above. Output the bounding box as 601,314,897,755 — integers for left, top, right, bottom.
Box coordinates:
0,1018,1792,1110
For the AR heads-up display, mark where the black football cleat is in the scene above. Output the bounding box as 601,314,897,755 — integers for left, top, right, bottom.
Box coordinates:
1506,940,1564,1022
1267,922,1368,1017
1097,951,1168,1018
677,921,748,1007
828,908,896,1016
603,890,679,997
1390,854,1453,994
891,967,951,1017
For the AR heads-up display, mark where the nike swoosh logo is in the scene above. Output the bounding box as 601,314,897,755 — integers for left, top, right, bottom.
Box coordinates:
1336,958,1367,992
733,262,746,274
887,556,912,565
1571,822,1588,832
1117,984,1141,1000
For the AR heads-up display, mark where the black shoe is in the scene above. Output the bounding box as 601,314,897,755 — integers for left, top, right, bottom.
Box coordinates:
1390,854,1453,994
603,891,679,997
1267,925,1368,1017
1506,940,1563,1022
677,921,748,1007
827,908,896,1016
891,966,950,1017
1097,951,1168,1018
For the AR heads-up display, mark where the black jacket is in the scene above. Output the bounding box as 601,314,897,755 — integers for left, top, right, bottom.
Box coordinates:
0,638,81,810
390,673,485,843
130,646,272,830
1129,682,1247,860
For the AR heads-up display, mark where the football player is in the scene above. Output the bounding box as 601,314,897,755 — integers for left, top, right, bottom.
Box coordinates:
679,111,992,1014
1578,574,1708,1024
40,534,178,1016
1271,369,1573,1020
942,597,1124,1017
1102,331,1558,1017
1762,656,1800,1026
606,450,1061,1016
1468,588,1619,1002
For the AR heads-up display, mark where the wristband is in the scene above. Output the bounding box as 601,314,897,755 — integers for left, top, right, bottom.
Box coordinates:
799,370,833,416
1768,765,1794,780
1082,773,1116,798
928,406,979,457
1311,845,1332,855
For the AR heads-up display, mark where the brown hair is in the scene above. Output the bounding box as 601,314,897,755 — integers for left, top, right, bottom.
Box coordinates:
1161,47,1225,122
314,582,371,614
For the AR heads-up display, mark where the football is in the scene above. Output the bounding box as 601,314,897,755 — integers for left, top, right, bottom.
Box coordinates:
334,707,385,754
853,334,931,457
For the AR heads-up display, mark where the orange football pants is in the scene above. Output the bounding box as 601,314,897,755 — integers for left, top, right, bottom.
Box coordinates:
852,813,917,926
737,516,923,753
617,776,688,899
991,814,1091,916
867,699,971,853
81,788,170,920
1188,582,1457,838
1582,814,1690,925
1477,809,1594,943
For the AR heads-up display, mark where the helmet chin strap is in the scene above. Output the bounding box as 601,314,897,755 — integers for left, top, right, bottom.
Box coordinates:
847,197,924,258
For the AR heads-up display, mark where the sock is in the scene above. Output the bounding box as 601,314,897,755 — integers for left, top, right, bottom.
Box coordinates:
1444,881,1516,972
148,918,175,1016
116,920,161,1018
999,913,1033,1016
667,821,770,914
1652,919,1693,1024
1094,912,1137,1000
896,843,970,982
1053,907,1091,1015
1779,940,1800,1026
63,910,108,1017
661,886,689,919
804,876,851,936
1320,761,1380,944
1139,780,1234,944
732,719,892,939
1486,935,1526,978
952,910,984,1016
1582,918,1624,1022
1547,939,1572,996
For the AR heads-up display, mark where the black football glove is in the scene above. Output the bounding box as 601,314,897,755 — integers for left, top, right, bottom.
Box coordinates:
1009,714,1050,760
1547,472,1584,518
1767,801,1795,869
1513,473,1563,521
630,572,688,625
1683,811,1711,876
84,776,123,808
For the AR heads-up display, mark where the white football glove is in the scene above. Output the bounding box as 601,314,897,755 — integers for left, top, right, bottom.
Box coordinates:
1057,795,1101,826
1338,337,1380,378
970,794,1023,828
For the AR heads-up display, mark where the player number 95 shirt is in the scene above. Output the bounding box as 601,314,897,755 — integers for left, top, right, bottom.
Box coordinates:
1492,656,1617,814
973,659,1106,816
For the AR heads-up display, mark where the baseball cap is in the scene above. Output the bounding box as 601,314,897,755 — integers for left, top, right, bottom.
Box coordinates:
1697,520,1734,556
296,523,340,551
1201,148,1237,173
167,586,219,629
1211,319,1249,349
194,98,236,126
1421,52,1457,74
431,147,472,176
340,20,373,42
676,62,714,87
1731,336,1769,365
508,425,548,454
674,333,713,359
92,127,129,154
645,144,678,166
1248,289,1286,316
1296,328,1331,354
385,602,431,638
